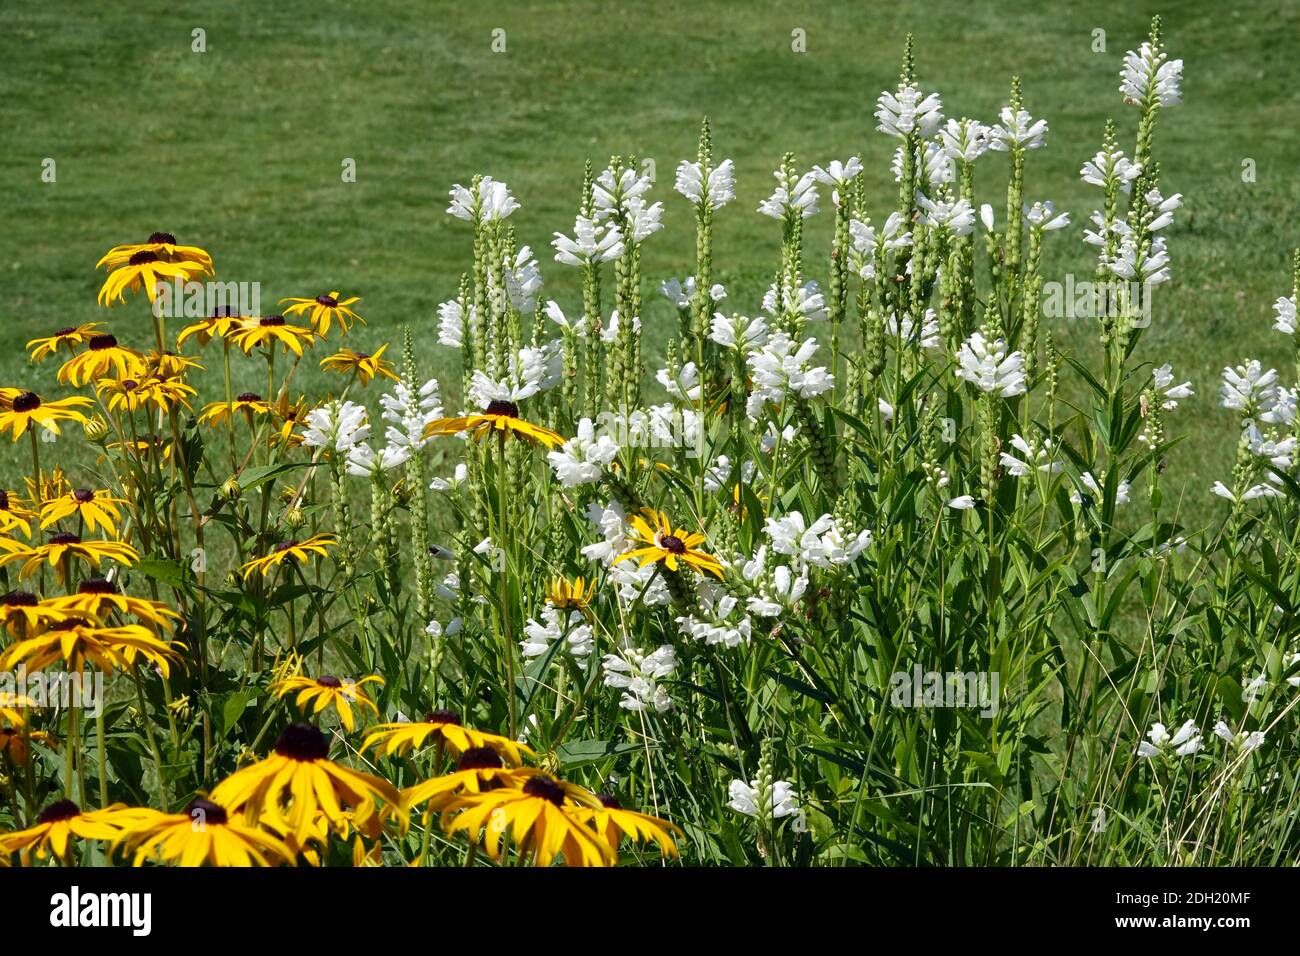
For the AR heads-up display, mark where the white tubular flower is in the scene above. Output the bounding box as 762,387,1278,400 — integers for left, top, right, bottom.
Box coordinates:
728,779,800,818
1105,233,1170,286
710,312,769,351
1024,200,1070,231
1213,720,1265,753
345,442,411,478
659,277,725,310
887,310,941,351
979,203,996,233
875,84,943,138
764,511,870,569
947,495,977,510
302,399,369,453
602,644,676,712
1137,719,1201,757
758,168,819,220
625,197,664,242
742,546,809,617
1262,386,1298,427
522,604,592,659
676,582,752,648
916,194,975,236
1273,295,1297,335
747,332,835,416
430,463,468,492
447,175,519,223
1152,364,1194,409
954,332,1027,397
1143,189,1182,231
674,158,736,210
762,279,828,324
544,300,587,338
988,107,1048,151
1080,147,1142,193
1219,360,1279,414
552,215,624,266
582,499,631,564
811,156,863,188
380,377,443,451
436,300,468,348
1120,41,1183,108
1070,472,1131,506
999,434,1063,477
548,417,619,487
504,246,543,314
1212,480,1283,504
1246,424,1296,470
892,142,954,188
655,361,701,403
600,309,641,344
939,118,991,163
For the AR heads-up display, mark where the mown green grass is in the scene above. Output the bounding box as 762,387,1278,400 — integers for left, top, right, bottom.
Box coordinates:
2,0,1297,517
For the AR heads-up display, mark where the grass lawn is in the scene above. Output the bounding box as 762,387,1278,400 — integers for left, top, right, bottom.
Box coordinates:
2,0,1298,524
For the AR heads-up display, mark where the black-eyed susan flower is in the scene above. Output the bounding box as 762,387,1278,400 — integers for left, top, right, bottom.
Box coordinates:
0,591,69,637
140,350,204,378
362,709,532,765
320,344,398,386
97,252,207,307
44,578,180,631
613,509,724,578
0,532,138,582
0,392,93,441
39,488,126,536
280,292,364,337
208,723,401,849
97,374,195,414
440,773,614,867
424,399,564,448
0,800,151,862
23,467,69,506
270,395,310,448
97,232,214,273
568,793,683,859
57,334,141,386
176,310,251,348
197,392,273,427
547,575,596,613
227,315,316,356
401,747,541,819
0,490,36,537
113,797,295,868
26,323,106,363
268,673,383,732
237,534,336,581
0,616,186,676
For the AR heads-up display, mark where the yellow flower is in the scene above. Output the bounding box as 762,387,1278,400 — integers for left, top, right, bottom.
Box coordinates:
440,773,615,867
424,399,564,449
401,747,541,819
547,575,596,613
238,533,336,580
227,315,317,356
197,392,273,427
0,590,70,637
280,292,364,337
43,578,181,631
268,673,384,732
57,333,142,386
0,800,153,863
0,725,53,765
320,344,398,386
96,232,214,273
568,794,683,860
613,509,724,578
0,692,35,728
0,490,36,538
208,723,401,850
176,311,251,348
97,374,196,414
362,709,532,765
140,350,204,378
26,323,106,363
113,797,295,868
0,616,186,676
97,251,208,307
39,488,126,536
0,532,138,583
0,392,93,441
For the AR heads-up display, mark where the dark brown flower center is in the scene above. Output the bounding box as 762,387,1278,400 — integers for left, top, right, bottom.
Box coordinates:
184,797,228,826
457,747,504,771
121,379,139,390
13,392,40,413
128,251,159,266
484,399,519,419
48,616,91,631
522,776,568,807
315,294,338,307
53,326,75,337
598,793,622,809
210,306,237,318
236,392,262,403
38,799,81,824
1,591,38,607
0,490,8,510
273,723,330,761
316,675,342,688
273,540,299,553
259,315,285,327
424,709,460,726
78,577,119,595
354,352,370,360
660,534,686,554
88,334,119,351
73,488,95,503
147,232,178,245
49,532,81,545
